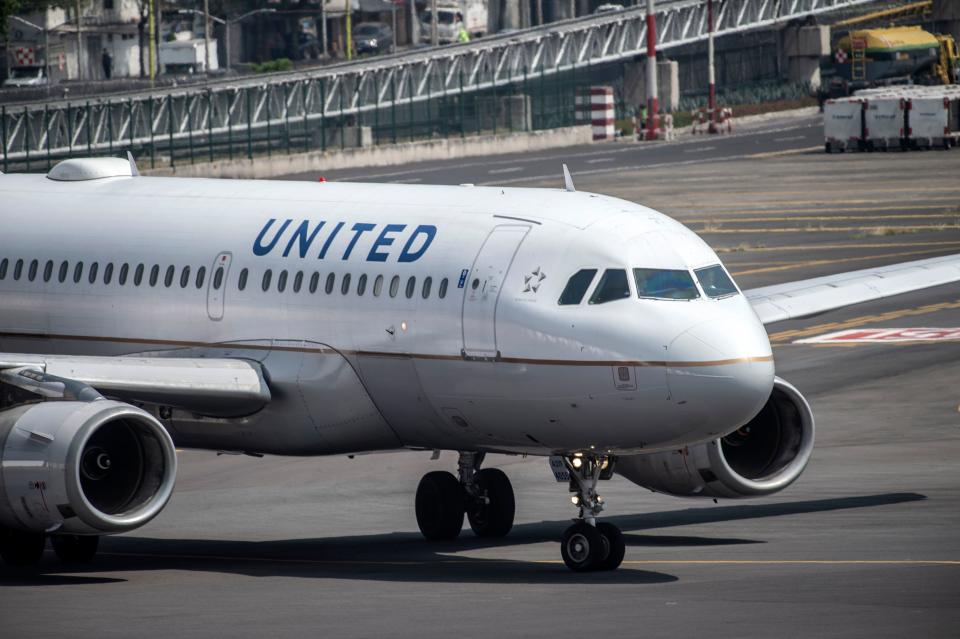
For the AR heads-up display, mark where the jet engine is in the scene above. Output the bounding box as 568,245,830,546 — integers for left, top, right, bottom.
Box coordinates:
616,377,814,498
0,400,177,535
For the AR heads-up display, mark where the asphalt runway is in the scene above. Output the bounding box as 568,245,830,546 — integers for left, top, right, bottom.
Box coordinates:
3,114,959,638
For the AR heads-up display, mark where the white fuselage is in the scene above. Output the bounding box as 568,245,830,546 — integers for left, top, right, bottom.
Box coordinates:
0,173,774,457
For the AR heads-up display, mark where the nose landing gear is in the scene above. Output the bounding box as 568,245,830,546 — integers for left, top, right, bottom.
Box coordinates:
560,455,624,572
414,452,515,541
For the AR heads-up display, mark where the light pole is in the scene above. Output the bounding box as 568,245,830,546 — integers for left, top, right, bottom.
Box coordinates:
203,0,210,73
431,0,438,47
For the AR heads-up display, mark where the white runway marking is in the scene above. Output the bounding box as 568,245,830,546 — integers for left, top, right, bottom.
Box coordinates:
774,135,807,142
684,146,716,153
795,327,960,344
389,178,422,183
488,166,524,174
586,157,615,164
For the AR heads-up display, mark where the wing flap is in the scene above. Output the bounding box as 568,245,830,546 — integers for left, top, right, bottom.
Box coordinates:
0,354,270,417
746,254,960,325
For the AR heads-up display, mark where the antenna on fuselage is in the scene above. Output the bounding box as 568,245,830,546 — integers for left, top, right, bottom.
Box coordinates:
127,151,140,177
562,164,575,192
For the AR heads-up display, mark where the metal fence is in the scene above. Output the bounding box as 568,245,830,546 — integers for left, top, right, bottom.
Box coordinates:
1,68,594,173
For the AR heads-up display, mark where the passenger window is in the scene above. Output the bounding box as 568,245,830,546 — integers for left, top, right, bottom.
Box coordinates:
309,272,319,293
325,273,335,294
14,259,24,280
373,275,384,297
0,258,7,280
422,276,432,299
29,259,39,282
103,263,113,285
261,269,273,291
277,270,287,292
439,278,448,299
341,273,351,295
238,268,248,291
119,263,129,285
389,275,400,298
405,276,416,299
558,269,597,305
149,265,160,287
357,274,367,296
293,271,303,293
74,262,84,284
180,266,191,288
195,266,206,289
633,268,700,301
47,260,57,283
214,267,225,290
694,265,738,299
589,269,631,305
164,265,175,288
134,264,145,286
87,262,98,284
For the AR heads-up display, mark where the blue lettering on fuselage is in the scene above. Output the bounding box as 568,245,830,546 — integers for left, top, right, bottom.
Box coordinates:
252,219,437,262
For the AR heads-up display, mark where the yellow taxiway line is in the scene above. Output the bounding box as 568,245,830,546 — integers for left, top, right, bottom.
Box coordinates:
687,213,960,224
715,240,960,254
768,299,960,343
701,225,958,234
730,248,959,277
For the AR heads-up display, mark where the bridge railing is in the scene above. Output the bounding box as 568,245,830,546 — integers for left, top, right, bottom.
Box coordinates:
1,0,874,171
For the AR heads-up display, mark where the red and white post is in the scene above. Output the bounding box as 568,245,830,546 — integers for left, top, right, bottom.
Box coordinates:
707,0,717,133
645,0,659,140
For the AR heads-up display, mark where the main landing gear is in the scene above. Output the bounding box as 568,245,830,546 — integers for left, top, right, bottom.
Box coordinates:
559,454,624,572
415,452,515,541
0,526,100,567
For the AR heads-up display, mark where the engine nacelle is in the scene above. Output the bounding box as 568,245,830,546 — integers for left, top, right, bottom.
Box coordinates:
616,377,814,499
0,400,177,535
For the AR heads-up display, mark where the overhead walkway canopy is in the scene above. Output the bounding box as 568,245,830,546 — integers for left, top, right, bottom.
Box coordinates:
1,0,877,166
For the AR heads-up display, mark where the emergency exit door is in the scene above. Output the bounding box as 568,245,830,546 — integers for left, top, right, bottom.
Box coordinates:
207,252,232,321
461,225,530,359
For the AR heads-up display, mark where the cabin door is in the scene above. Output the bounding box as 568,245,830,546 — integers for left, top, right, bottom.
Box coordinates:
461,225,529,359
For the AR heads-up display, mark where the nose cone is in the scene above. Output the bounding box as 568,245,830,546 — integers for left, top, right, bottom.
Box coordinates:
666,308,774,441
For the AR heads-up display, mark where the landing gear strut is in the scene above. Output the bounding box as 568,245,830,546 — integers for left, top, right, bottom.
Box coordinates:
415,452,515,541
559,454,624,572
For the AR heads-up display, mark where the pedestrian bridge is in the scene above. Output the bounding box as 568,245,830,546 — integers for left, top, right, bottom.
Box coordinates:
1,0,876,169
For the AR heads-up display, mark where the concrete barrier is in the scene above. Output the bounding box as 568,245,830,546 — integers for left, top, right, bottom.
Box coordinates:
143,126,594,179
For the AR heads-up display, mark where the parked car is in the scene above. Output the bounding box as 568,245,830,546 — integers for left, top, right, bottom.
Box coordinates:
353,23,393,55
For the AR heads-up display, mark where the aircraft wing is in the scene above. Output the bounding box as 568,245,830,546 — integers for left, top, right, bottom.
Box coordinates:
0,354,270,417
745,254,960,325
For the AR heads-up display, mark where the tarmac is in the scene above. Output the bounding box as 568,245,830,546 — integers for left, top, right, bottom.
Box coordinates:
2,111,959,638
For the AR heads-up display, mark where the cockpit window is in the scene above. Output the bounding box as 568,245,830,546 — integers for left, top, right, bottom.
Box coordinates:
558,269,597,305
633,268,700,300
589,269,631,305
695,265,738,298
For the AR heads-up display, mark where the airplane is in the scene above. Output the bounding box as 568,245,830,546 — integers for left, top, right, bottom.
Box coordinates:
0,156,958,572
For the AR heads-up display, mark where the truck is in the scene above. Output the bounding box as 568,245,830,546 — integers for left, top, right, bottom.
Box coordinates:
159,37,219,74
420,0,488,44
3,43,47,87
819,26,959,100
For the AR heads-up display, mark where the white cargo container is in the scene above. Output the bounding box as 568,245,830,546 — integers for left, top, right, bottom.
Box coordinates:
907,93,960,149
824,98,865,152
864,97,906,150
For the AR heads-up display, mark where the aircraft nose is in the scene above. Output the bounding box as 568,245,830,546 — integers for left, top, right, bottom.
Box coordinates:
666,314,775,437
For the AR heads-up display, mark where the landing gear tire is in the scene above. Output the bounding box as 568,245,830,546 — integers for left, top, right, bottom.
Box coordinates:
51,535,100,564
0,528,46,567
415,470,465,541
467,468,515,538
594,522,625,571
560,522,604,572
